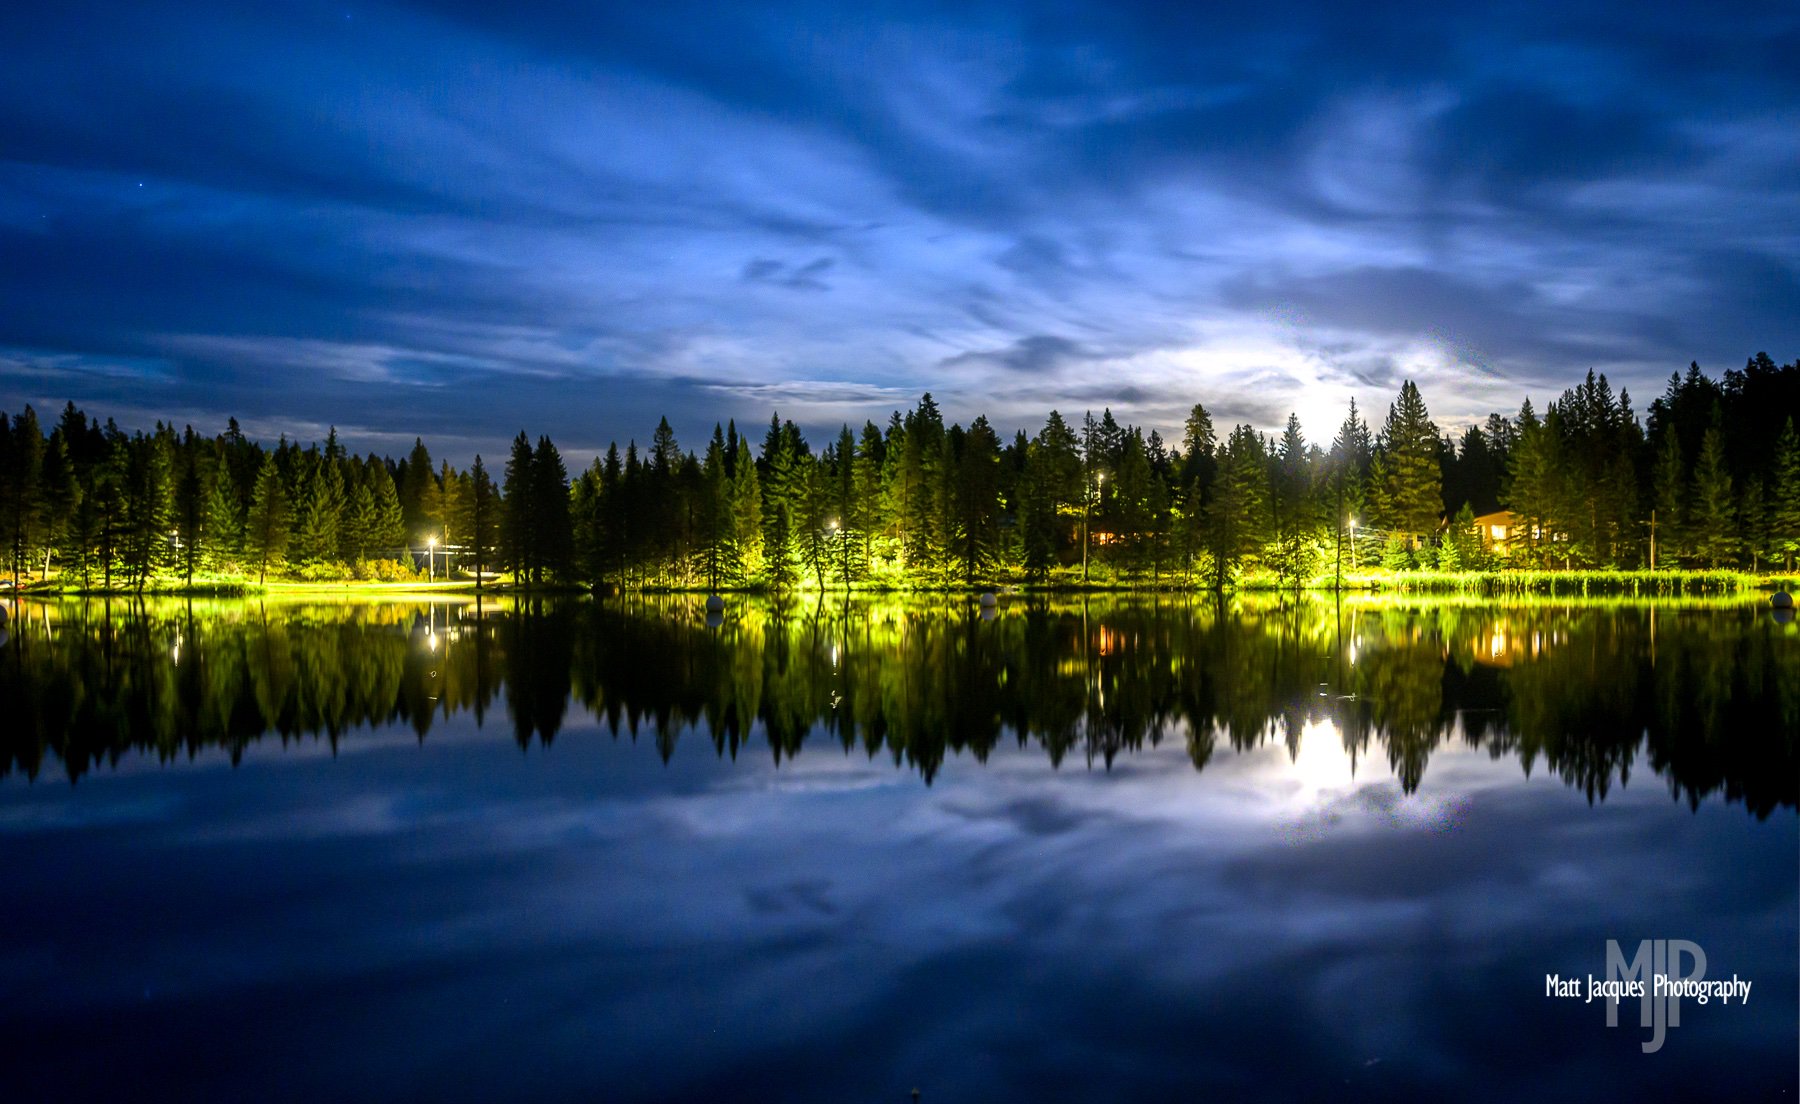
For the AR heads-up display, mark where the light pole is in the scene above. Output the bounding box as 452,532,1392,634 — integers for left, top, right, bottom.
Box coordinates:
1083,471,1104,583
827,519,843,587
428,536,437,583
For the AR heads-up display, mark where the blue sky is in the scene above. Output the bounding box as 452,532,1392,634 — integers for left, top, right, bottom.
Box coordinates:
2,1,1796,463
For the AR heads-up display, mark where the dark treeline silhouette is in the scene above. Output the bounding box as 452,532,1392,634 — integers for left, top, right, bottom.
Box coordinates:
2,595,1793,816
2,354,1797,592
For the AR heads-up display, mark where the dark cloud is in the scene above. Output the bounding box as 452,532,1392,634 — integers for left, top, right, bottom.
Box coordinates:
941,335,1107,375
740,256,836,291
0,0,1795,454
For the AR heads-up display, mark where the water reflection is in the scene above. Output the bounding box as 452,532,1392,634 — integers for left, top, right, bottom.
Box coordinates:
2,595,1794,815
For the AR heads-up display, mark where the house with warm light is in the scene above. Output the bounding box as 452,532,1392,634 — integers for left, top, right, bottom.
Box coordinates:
1466,509,1570,560
1473,510,1516,556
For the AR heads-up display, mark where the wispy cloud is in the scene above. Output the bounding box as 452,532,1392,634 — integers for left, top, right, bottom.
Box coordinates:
0,0,1793,460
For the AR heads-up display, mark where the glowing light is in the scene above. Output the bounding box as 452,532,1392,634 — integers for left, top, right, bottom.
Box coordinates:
1291,717,1355,792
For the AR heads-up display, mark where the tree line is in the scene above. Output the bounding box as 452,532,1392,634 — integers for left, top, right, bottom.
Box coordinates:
4,596,1792,816
1,352,1796,591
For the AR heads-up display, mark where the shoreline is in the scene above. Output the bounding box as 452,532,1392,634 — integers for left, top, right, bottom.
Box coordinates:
9,568,1793,599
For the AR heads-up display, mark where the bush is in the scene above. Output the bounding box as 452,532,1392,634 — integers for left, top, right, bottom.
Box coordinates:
295,560,352,582
353,557,424,582
1381,534,1414,571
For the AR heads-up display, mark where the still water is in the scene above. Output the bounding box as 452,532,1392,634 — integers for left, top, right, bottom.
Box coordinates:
1,595,1795,1101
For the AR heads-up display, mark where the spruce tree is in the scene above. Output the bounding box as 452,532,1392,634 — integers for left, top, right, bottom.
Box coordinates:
367,463,407,561
1770,417,1800,571
951,415,1003,583
502,432,536,582
1689,410,1735,568
246,453,290,584
201,446,244,571
399,438,435,541
532,435,573,582
1,407,44,587
1202,425,1269,589
1650,430,1686,567
463,455,499,586
1378,381,1442,540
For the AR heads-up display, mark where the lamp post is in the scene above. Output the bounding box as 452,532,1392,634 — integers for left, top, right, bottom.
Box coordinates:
1083,471,1104,584
428,536,437,583
827,519,843,587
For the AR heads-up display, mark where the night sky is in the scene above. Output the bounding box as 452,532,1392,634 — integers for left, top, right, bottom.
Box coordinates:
2,1,1796,463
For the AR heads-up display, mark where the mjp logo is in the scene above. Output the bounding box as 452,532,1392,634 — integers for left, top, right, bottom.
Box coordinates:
1590,939,1754,1053
1604,939,1704,1054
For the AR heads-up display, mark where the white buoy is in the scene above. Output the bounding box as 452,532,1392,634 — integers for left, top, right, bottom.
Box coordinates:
1772,591,1794,609
705,594,725,613
978,592,997,608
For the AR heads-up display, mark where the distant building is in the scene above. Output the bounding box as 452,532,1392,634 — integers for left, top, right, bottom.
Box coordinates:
1473,509,1516,557
1467,509,1568,560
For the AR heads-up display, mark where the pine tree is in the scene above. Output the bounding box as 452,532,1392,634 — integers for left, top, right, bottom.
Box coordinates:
533,435,573,582
852,420,885,573
1,407,44,587
1111,428,1153,577
341,471,377,562
172,435,205,584
897,396,945,575
502,432,536,583
1506,400,1554,567
1378,381,1442,540
1179,402,1218,495
950,415,1003,583
729,446,762,582
1018,439,1059,582
367,462,407,560
1328,399,1372,574
246,453,290,584
121,431,173,590
698,429,734,590
463,454,498,587
1268,413,1317,587
1201,424,1269,589
291,448,345,568
38,428,80,580
758,415,799,589
1737,477,1770,573
1689,409,1735,568
1770,417,1800,571
1649,430,1685,568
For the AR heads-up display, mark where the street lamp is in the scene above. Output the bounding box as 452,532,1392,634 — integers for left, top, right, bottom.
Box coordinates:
428,536,437,583
828,519,850,587
1083,471,1105,584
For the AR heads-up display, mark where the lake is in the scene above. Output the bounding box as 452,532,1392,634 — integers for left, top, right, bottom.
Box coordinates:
1,594,1795,1102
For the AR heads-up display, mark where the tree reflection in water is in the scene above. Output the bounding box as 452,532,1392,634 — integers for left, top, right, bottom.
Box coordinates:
2,594,1794,816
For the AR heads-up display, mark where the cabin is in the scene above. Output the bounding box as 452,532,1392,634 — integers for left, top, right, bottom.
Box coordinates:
1472,510,1516,557
1466,509,1570,559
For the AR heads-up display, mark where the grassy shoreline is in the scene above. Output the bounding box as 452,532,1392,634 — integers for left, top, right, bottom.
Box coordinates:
9,567,1793,599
